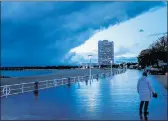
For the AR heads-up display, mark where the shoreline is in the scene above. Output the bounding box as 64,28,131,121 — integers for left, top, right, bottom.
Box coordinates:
1,68,119,86
1,69,67,78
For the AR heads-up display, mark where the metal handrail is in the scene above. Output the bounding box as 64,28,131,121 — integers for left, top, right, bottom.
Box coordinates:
1,69,126,98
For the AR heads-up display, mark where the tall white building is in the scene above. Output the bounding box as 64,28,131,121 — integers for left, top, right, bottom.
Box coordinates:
98,40,114,65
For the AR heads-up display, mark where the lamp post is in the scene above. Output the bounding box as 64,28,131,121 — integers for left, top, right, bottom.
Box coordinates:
88,55,92,81
110,60,113,75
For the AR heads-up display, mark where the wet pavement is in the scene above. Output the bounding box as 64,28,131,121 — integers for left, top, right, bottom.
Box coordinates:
1,70,167,120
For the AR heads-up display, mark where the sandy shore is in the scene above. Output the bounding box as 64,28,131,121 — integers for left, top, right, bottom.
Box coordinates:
153,75,168,89
1,68,120,86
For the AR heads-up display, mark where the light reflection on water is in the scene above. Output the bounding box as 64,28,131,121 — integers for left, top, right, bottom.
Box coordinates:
1,70,167,120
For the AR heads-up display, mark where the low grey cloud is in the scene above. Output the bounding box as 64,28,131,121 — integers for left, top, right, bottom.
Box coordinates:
115,47,131,56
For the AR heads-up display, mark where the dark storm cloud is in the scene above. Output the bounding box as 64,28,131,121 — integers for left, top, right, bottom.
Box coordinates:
1,1,165,66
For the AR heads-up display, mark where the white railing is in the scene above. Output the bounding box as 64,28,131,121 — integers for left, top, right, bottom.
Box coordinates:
0,69,126,98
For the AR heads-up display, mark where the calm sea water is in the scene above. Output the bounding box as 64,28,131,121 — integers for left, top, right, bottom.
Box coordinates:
1,70,167,120
1,70,56,77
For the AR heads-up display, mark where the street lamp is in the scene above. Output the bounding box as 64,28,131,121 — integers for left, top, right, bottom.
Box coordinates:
88,55,92,81
110,60,113,75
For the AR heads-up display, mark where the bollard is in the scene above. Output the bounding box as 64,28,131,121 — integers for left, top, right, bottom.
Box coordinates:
34,81,38,90
68,77,71,87
97,74,99,80
103,73,106,78
85,79,88,85
85,76,88,85
34,81,38,97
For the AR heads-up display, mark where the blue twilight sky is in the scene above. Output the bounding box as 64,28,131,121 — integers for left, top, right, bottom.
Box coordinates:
1,1,167,66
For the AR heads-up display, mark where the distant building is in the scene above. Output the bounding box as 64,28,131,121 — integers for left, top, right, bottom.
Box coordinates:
81,63,99,69
98,40,114,65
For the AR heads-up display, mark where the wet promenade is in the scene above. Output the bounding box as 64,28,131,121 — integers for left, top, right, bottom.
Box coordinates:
1,70,167,120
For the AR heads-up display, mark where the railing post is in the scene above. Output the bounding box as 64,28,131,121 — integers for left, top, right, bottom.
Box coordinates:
53,79,57,87
22,84,24,93
2,85,11,98
46,80,48,88
5,86,8,98
62,79,64,85
91,75,93,82
78,77,80,82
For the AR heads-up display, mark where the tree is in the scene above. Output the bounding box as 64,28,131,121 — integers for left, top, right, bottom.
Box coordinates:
138,35,168,68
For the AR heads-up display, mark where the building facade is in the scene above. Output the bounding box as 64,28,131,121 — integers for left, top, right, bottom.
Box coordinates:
98,40,114,65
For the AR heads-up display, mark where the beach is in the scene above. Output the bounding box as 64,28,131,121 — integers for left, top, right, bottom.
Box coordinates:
1,68,119,86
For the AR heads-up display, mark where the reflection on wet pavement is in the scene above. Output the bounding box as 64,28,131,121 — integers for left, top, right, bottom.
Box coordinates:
1,70,167,120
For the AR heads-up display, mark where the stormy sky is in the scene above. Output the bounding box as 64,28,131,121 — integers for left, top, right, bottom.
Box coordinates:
1,1,167,66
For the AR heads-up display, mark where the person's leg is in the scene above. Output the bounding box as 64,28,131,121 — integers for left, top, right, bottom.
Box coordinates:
144,113,148,121
144,101,149,114
139,101,144,115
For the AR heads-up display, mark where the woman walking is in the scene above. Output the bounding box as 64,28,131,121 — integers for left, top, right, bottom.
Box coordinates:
137,71,155,116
